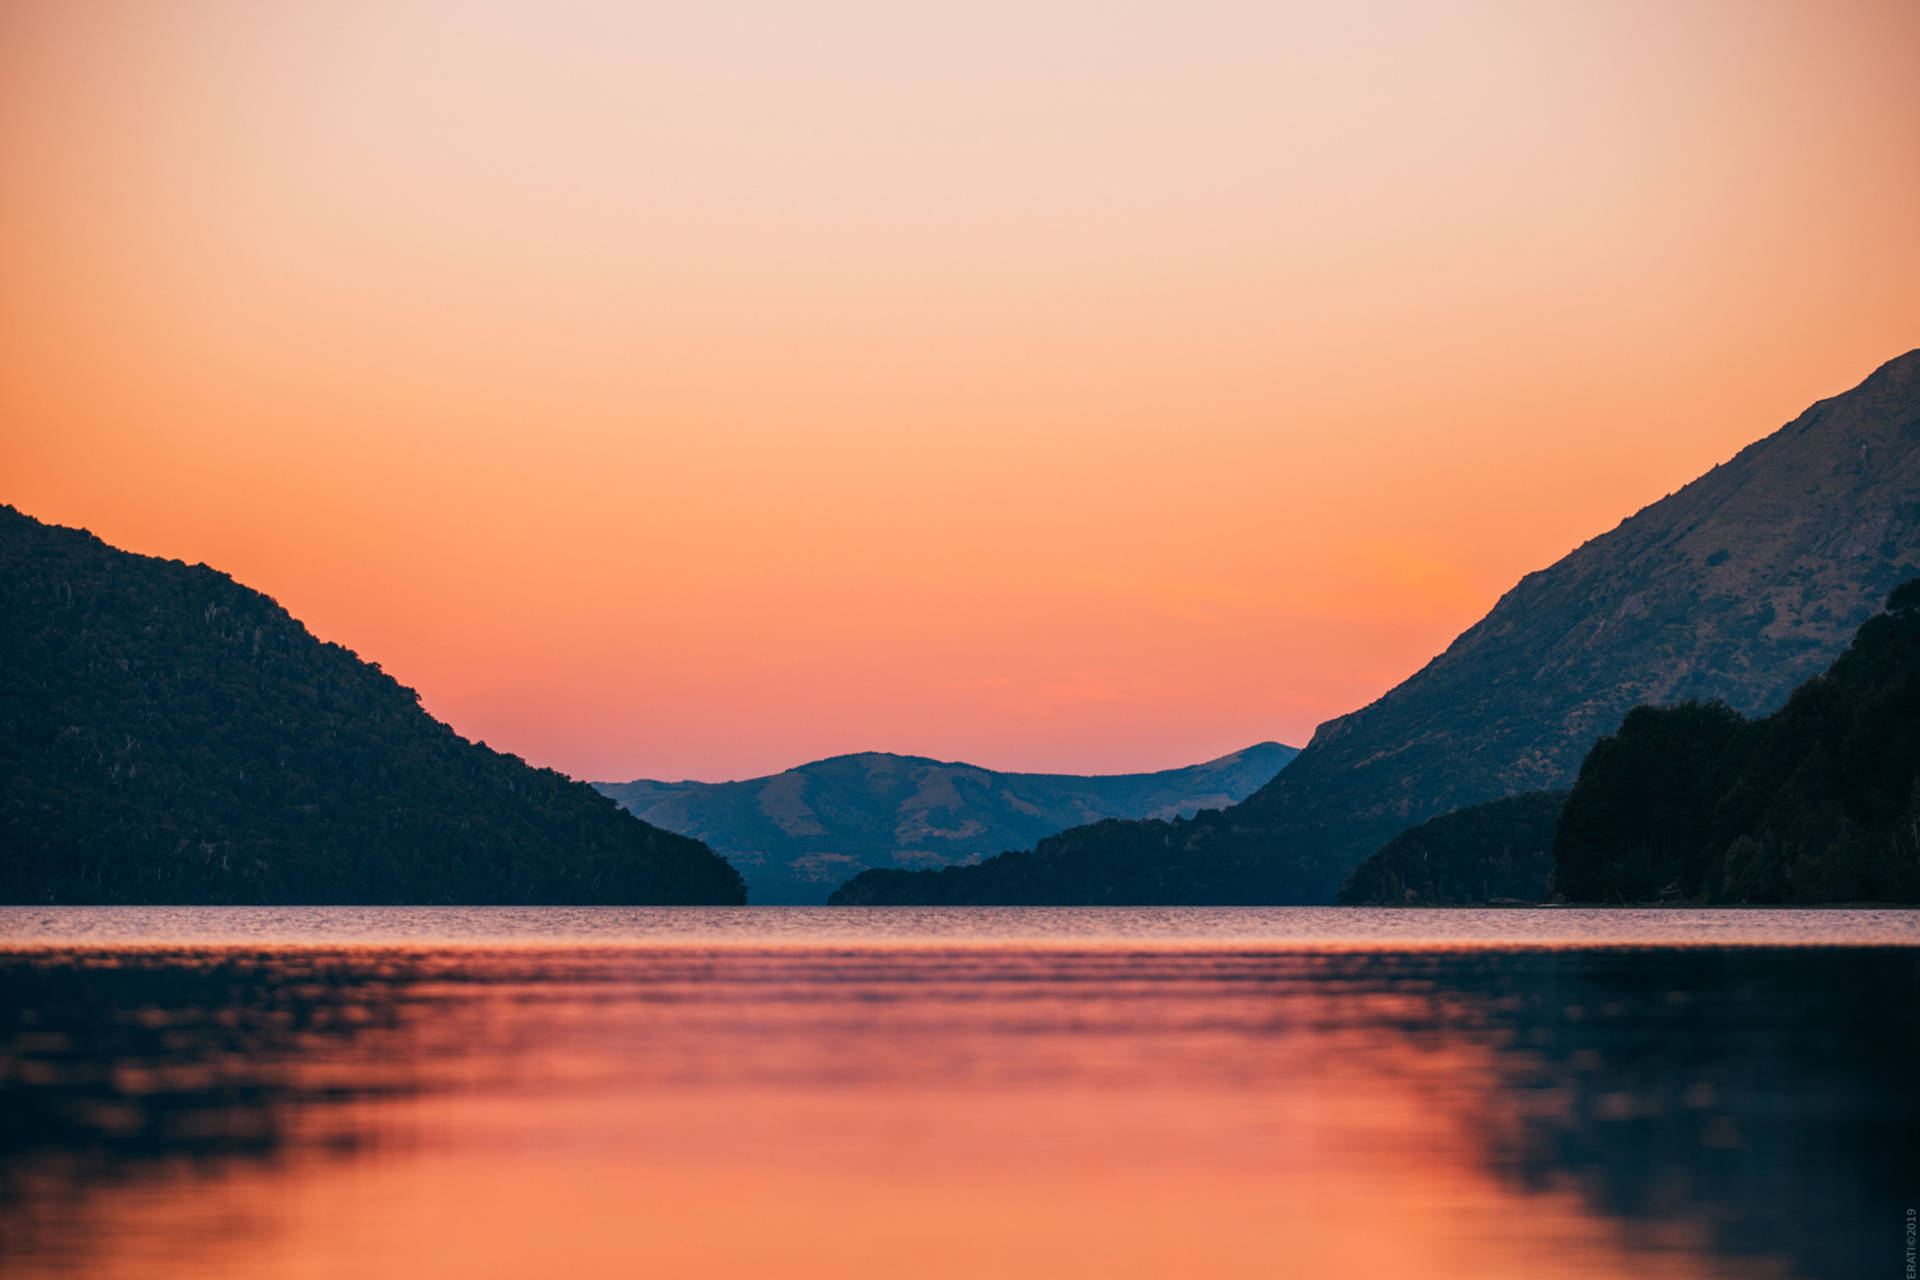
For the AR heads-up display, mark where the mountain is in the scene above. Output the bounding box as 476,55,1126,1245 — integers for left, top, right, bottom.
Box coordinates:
0,506,745,904
1551,580,1920,904
1334,791,1567,906
597,743,1295,904
829,349,1920,906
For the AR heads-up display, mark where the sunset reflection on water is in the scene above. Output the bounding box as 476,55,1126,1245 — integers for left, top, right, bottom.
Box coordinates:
0,910,1912,1279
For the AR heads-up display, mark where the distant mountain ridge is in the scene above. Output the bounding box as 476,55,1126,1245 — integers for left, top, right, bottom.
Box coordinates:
831,349,1920,906
597,743,1296,903
0,506,745,904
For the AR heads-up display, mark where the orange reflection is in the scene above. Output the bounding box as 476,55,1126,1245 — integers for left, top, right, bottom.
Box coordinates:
6,943,1902,1279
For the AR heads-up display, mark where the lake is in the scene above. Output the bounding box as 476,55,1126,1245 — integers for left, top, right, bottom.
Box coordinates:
1,907,1914,1279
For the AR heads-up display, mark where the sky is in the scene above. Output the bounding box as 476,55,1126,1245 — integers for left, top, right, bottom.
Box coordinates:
3,0,1918,783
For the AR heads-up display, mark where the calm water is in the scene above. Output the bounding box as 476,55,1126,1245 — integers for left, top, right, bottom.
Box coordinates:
1,908,1914,1280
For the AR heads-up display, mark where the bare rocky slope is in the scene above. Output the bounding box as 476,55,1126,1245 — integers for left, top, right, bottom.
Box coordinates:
831,349,1920,905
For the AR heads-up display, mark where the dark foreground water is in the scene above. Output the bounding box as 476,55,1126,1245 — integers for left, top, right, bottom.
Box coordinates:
0,908,1914,1279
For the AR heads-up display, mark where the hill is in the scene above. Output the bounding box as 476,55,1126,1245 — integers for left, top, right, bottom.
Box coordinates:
829,349,1920,905
598,743,1294,904
0,506,745,904
1334,791,1568,906
1551,580,1920,903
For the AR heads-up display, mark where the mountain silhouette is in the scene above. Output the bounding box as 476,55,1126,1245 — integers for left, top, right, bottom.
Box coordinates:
832,349,1920,905
0,506,745,904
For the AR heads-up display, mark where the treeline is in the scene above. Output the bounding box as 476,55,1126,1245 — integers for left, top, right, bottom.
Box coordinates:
1550,579,1920,904
828,817,1235,906
0,506,745,904
1334,791,1567,906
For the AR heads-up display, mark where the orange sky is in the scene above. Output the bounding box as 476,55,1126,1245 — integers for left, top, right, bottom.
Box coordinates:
3,0,1918,782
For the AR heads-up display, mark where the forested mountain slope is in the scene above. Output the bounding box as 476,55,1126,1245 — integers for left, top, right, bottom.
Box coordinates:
0,506,745,904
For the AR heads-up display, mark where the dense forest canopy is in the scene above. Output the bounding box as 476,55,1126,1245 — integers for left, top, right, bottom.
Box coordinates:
826,814,1243,906
0,506,745,904
1335,791,1568,906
